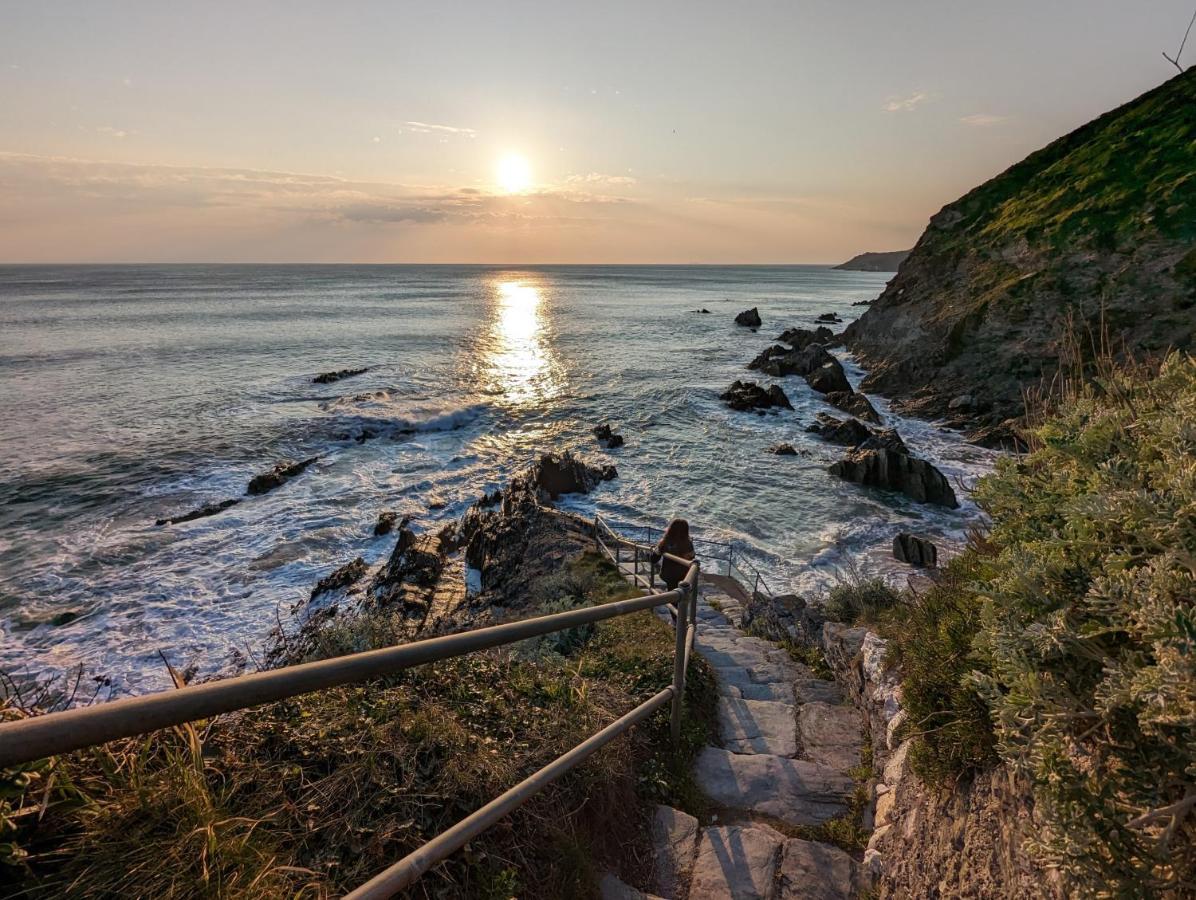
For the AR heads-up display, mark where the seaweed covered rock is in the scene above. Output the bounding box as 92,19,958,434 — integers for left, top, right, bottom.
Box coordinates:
246,457,319,496
312,367,368,384
829,448,958,508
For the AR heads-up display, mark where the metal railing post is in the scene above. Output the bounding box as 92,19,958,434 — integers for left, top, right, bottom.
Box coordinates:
726,546,734,578
670,574,690,747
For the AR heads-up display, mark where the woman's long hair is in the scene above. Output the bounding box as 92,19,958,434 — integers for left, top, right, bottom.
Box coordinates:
662,518,690,548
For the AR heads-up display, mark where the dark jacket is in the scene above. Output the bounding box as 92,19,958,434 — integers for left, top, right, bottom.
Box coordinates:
655,538,695,587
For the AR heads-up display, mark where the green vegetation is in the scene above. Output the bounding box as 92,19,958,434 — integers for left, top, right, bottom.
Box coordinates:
877,353,1196,894
1,552,715,899
821,577,902,628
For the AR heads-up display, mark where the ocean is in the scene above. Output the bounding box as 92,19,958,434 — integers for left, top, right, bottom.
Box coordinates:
0,265,997,693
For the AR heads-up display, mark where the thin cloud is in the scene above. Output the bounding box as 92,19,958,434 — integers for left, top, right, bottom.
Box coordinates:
883,92,929,113
567,172,637,186
960,113,1009,127
404,120,478,137
95,125,128,138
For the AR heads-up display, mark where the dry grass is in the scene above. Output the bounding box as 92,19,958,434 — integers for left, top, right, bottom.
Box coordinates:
1,552,716,899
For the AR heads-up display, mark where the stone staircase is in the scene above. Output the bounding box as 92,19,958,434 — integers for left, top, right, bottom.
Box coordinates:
606,581,869,900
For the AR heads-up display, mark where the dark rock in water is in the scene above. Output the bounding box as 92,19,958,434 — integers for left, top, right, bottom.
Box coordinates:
246,457,319,496
156,497,242,526
829,448,958,508
735,307,762,327
721,380,792,412
311,557,368,599
776,325,834,349
369,520,446,613
816,312,842,323
51,611,80,627
807,413,906,453
530,451,617,500
768,443,799,456
824,390,881,424
694,308,711,314
313,367,369,384
893,532,938,567
804,359,852,395
374,510,399,536
807,413,873,447
749,342,836,378
593,423,625,448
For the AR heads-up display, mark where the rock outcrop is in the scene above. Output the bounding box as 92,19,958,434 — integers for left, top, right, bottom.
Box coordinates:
720,380,792,412
246,457,319,496
593,423,625,449
824,390,881,424
829,447,958,508
312,367,368,384
807,413,906,454
806,359,852,395
735,307,763,327
777,325,834,348
310,557,368,599
892,532,938,567
155,497,241,526
834,250,911,272
373,510,398,536
844,69,1196,437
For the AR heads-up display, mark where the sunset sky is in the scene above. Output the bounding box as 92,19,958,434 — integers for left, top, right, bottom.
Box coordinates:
1,1,1191,263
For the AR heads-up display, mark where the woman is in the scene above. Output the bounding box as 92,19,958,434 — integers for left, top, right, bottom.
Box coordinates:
653,518,696,590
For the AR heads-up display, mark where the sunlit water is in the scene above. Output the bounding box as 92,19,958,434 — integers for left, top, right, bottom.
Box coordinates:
0,265,998,692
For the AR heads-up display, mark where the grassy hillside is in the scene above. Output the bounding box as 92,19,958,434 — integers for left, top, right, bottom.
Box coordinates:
845,68,1196,442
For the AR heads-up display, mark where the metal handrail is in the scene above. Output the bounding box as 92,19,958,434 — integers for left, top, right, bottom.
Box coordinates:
0,557,702,900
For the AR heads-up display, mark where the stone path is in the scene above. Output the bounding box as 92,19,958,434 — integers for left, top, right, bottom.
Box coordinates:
605,580,868,900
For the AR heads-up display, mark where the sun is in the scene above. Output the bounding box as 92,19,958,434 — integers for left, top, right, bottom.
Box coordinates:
496,153,532,194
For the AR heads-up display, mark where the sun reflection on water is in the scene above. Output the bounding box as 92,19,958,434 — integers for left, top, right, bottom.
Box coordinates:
485,278,561,407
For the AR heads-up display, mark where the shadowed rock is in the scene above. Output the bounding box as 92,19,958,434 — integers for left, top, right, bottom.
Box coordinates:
735,307,762,327
805,359,852,395
893,532,938,567
749,342,835,378
807,413,906,453
311,557,368,599
247,457,319,496
768,443,799,455
829,448,958,508
689,825,784,900
777,325,834,348
824,390,881,423
777,839,864,900
721,380,793,412
374,510,398,536
312,367,368,384
156,497,241,526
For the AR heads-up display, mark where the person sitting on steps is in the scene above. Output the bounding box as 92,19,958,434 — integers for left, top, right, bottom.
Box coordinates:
653,518,696,591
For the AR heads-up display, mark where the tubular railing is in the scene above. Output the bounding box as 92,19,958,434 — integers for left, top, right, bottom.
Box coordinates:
0,555,702,900
618,516,777,601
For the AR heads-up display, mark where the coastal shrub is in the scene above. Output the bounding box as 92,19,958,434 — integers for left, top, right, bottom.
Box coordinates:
821,576,902,626
889,352,1196,893
1,551,715,898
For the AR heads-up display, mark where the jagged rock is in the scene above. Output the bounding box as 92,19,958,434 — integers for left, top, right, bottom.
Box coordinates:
807,414,906,454
829,447,958,508
311,557,367,599
246,457,319,496
529,451,616,499
156,497,241,526
749,342,835,378
651,806,698,897
816,312,842,323
694,308,711,314
777,839,864,900
689,825,784,900
374,510,399,536
694,747,854,826
593,423,626,449
368,520,444,613
721,380,792,412
824,390,881,423
804,359,852,395
768,443,799,455
777,325,834,348
312,367,368,384
606,433,624,448
893,532,938,567
735,307,762,327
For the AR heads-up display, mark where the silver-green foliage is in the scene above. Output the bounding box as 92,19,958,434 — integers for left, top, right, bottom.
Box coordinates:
969,352,1196,894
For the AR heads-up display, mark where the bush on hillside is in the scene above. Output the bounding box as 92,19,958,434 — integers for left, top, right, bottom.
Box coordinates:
891,352,1196,893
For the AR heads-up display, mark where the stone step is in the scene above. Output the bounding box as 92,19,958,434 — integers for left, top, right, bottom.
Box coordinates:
797,702,864,771
650,805,699,898
777,839,864,900
689,824,785,900
718,697,798,756
694,747,854,827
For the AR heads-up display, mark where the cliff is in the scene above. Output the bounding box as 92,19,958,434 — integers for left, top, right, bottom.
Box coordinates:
834,250,910,272
845,68,1196,444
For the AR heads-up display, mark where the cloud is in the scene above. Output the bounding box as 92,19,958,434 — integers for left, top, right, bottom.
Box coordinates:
883,92,929,113
0,152,630,230
566,172,637,186
959,113,1009,127
403,120,478,137
95,126,128,138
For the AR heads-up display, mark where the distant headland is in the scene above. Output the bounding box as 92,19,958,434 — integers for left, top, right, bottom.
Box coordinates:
834,249,911,272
